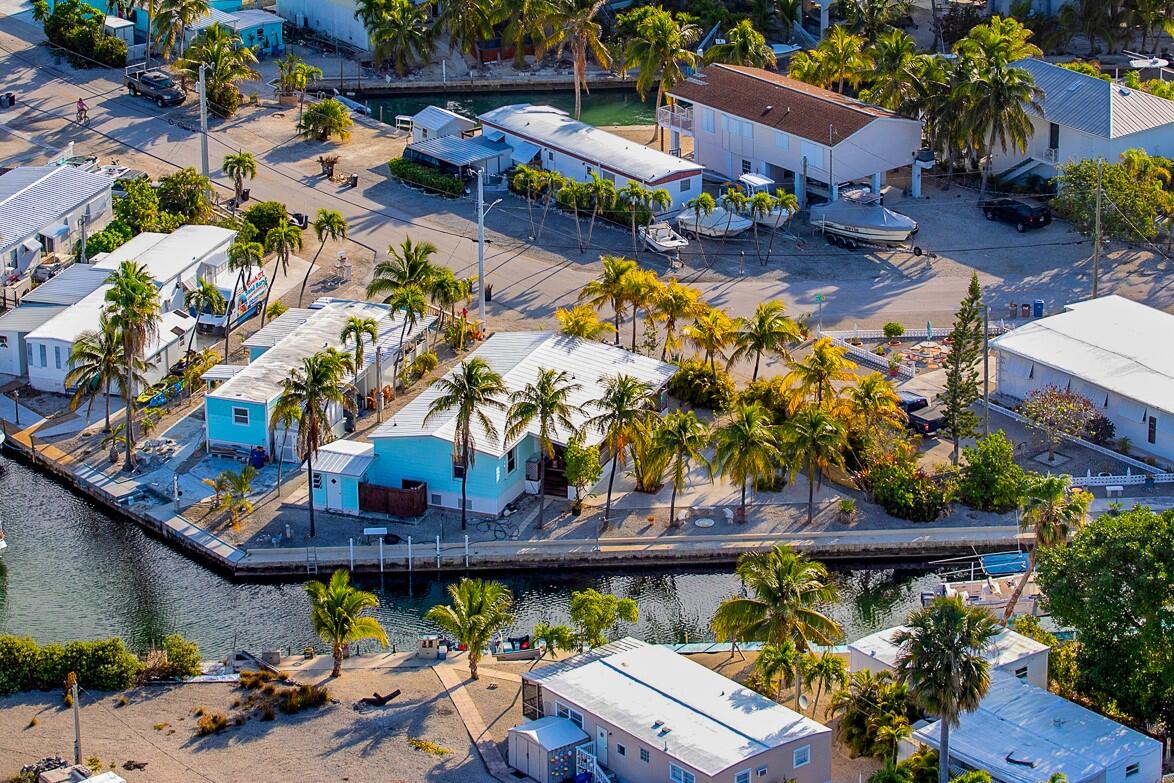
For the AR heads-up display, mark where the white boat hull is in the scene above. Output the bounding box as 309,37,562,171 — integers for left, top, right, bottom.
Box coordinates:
676,208,753,238
639,222,689,254
812,219,913,244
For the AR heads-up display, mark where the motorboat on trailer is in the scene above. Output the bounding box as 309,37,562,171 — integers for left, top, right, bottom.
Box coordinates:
639,221,689,254
676,207,753,238
809,191,919,247
737,173,797,229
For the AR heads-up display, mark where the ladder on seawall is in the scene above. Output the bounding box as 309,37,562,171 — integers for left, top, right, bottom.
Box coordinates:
306,547,319,574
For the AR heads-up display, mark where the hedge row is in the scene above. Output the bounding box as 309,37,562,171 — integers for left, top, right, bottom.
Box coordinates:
0,635,142,695
387,158,465,197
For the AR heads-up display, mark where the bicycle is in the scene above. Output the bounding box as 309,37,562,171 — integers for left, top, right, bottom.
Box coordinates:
75,109,89,125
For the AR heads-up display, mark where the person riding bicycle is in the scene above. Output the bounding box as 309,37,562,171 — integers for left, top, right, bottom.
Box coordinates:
75,98,88,123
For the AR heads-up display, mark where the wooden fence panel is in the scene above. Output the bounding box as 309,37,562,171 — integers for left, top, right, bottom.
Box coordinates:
359,482,427,517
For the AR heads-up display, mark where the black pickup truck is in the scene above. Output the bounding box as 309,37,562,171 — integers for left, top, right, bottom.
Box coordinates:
125,67,186,108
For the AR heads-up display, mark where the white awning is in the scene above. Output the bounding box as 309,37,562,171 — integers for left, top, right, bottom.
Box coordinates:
21,238,41,252
202,364,246,382
739,173,774,189
482,129,504,142
509,140,541,166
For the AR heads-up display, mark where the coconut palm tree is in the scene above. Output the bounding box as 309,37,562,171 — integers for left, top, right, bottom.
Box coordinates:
559,179,591,252
534,170,567,242
712,544,842,649
306,569,389,678
764,189,799,258
585,374,655,527
298,209,348,306
297,98,353,141
386,284,428,397
964,61,1043,193
183,277,225,353
368,237,439,301
424,578,514,680
705,19,776,67
757,640,801,702
104,261,161,469
683,306,735,371
746,191,777,264
1001,475,1091,625
439,0,496,60
785,337,858,409
259,222,304,326
152,0,208,63
556,304,617,341
221,151,256,206
624,7,700,142
858,29,920,111
585,171,616,247
371,0,432,76
819,26,871,92
425,358,507,530
803,651,848,717
652,409,709,527
729,301,802,381
578,255,637,343
547,0,611,120
894,597,999,783
340,315,379,371
271,350,355,537
202,470,230,507
65,313,132,432
780,406,847,524
719,187,750,242
506,369,582,531
615,181,651,254
512,164,542,237
653,280,704,361
533,621,576,660
841,0,909,43
847,372,906,451
684,193,716,266
222,464,256,529
501,0,555,69
222,236,264,361
622,267,661,352
176,23,259,118
428,268,473,326
711,401,781,519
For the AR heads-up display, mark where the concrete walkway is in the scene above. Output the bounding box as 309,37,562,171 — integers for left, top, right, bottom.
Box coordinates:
434,663,524,783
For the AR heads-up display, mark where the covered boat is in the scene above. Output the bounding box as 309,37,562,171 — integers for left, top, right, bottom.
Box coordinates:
737,173,796,229
676,207,753,238
639,221,689,254
809,198,918,246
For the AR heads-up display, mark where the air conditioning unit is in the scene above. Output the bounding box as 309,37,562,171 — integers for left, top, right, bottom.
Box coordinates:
525,456,540,481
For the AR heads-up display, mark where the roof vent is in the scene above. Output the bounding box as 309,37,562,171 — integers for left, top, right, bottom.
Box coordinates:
652,720,663,729
1120,86,1131,95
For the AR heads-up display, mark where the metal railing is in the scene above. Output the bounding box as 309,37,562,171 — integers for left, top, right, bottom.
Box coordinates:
657,104,693,133
575,745,610,783
819,332,916,380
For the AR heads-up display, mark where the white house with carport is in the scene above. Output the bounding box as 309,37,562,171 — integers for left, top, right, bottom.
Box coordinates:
406,105,477,143
92,225,235,311
478,104,705,210
664,64,926,206
992,295,1174,464
913,670,1163,783
0,165,113,276
991,58,1174,180
0,265,110,378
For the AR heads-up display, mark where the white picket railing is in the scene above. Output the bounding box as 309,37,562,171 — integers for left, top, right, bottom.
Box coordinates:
822,322,1013,341
820,332,916,380
576,745,610,783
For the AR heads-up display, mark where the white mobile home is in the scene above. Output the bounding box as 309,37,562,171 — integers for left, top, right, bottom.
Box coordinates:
0,166,113,275
0,265,110,378
407,105,477,143
92,225,235,311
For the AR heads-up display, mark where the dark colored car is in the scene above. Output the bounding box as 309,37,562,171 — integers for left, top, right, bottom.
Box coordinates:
908,402,947,435
980,198,1052,232
896,391,929,415
126,69,186,108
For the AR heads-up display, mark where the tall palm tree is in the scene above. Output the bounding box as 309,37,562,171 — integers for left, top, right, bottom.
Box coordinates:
585,374,654,527
104,261,161,470
705,19,776,68
556,304,617,341
615,182,652,254
652,409,709,527
221,151,256,206
578,255,637,343
340,315,379,372
425,358,507,530
683,306,735,371
711,401,781,519
653,280,704,361
894,597,999,783
271,350,355,538
222,236,264,361
259,222,304,326
729,301,802,381
841,0,908,43
785,337,857,409
624,7,700,142
819,26,871,92
183,277,225,353
367,237,439,301
505,369,582,531
371,0,433,76
547,0,610,120
803,651,848,717
559,179,591,252
747,191,777,264
965,62,1042,193
534,170,567,242
298,209,348,306
780,406,847,525
501,0,555,69
684,193,716,267
847,372,905,451
719,188,750,241
427,268,472,327
858,30,920,111
585,171,616,247
306,569,389,677
438,0,496,59
712,544,842,649
764,189,799,258
152,0,208,62
621,267,661,352
424,578,514,680
1001,475,1090,625
65,313,138,432
386,285,428,396
776,0,801,37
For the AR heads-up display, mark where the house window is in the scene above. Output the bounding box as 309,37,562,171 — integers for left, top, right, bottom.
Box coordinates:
1014,666,1028,680
1028,364,1034,379
38,344,46,367
741,159,752,175
555,702,583,728
669,764,696,783
1126,763,1140,777
756,767,768,778
452,458,466,480
640,748,650,763
1048,122,1060,150
421,128,429,139
507,446,517,473
547,151,555,162
53,346,62,369
793,745,811,768
680,178,691,193
232,407,249,425
1148,416,1157,444
26,343,33,367
736,770,751,783
311,472,323,489
0,335,7,348
702,107,715,133
616,744,626,757
775,131,789,149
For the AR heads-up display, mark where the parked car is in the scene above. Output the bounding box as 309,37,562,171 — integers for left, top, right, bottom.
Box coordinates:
979,198,1051,232
896,391,929,415
125,68,186,108
908,401,947,435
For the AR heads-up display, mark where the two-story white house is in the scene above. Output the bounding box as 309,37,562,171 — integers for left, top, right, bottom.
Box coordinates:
0,165,113,276
664,64,925,206
991,59,1174,180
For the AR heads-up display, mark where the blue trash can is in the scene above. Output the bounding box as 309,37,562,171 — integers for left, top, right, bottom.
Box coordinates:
1033,299,1044,318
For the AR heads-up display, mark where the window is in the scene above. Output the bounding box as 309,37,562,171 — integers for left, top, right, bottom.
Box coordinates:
736,770,751,783
547,151,555,162
452,458,466,480
507,446,517,473
756,767,768,778
680,178,691,194
640,748,650,763
1126,763,1140,777
232,407,249,425
311,472,323,489
38,344,46,367
53,346,62,369
26,343,33,367
1014,666,1028,680
1148,416,1157,444
741,159,752,175
669,764,696,783
555,703,583,728
702,107,715,133
793,745,811,768
775,131,789,149
0,335,7,348
1048,122,1060,150
616,744,626,757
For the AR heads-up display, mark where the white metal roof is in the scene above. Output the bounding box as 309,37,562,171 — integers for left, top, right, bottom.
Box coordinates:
991,295,1174,416
92,225,235,285
0,304,70,334
0,166,112,252
524,639,829,776
914,671,1161,783
189,7,238,31
411,105,476,133
313,439,375,477
510,716,589,750
406,135,510,167
478,104,703,185
201,364,246,382
229,8,283,27
1013,58,1174,138
21,265,110,305
242,308,316,349
370,332,676,458
849,625,1048,670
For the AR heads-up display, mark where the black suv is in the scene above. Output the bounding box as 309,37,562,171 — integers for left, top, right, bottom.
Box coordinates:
979,198,1052,232
908,402,947,435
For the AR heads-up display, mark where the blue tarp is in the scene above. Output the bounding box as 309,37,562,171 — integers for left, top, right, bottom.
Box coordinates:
983,551,1029,576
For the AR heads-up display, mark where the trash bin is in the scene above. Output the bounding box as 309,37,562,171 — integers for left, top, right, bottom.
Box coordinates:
3,93,13,108
1033,299,1044,318
240,187,250,203
437,645,448,660
1021,303,1031,318
1008,303,1017,318
349,173,359,188
485,283,493,302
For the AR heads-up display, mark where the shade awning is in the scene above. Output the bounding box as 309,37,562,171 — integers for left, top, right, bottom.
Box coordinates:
42,224,70,238
201,364,246,382
21,238,41,252
509,140,541,166
482,129,504,142
739,173,774,189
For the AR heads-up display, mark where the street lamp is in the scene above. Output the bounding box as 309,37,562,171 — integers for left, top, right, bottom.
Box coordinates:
475,168,503,330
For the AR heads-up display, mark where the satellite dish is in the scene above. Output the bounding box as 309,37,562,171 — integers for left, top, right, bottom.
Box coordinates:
798,694,810,710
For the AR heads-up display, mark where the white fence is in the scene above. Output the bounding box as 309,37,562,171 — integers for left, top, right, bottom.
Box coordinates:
822,322,1013,341
820,331,916,380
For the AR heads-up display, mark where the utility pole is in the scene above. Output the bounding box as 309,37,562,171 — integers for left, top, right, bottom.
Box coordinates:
476,168,487,329
72,679,81,765
375,345,383,424
197,64,209,182
983,304,990,436
1091,158,1103,298
77,215,88,264
827,124,835,202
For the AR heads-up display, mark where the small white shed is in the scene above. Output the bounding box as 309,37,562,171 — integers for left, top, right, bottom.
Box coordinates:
410,105,476,144
103,15,135,45
508,716,589,783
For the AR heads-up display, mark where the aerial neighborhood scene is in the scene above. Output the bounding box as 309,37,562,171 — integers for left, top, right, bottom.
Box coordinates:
1,0,1173,777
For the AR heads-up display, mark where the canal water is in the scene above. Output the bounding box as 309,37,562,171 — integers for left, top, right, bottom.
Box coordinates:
0,456,938,654
366,88,656,129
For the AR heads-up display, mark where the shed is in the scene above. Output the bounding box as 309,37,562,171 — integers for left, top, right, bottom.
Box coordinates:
103,15,134,45
508,716,588,783
410,105,476,143
404,135,513,177
311,439,375,515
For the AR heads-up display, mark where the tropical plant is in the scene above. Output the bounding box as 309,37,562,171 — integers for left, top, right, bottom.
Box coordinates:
846,372,905,454
621,267,661,352
385,285,428,397
729,301,802,381
505,369,582,530
388,157,465,196
568,588,637,648
711,401,781,519
653,280,704,360
532,621,576,659
624,7,700,142
258,221,303,326
438,0,496,59
705,19,775,67
683,306,735,371
221,464,256,529
425,578,514,679
841,0,909,42
578,255,637,343
957,431,1025,512
152,0,209,63
830,669,917,760
803,651,848,717
221,151,256,206
297,98,353,142
201,470,230,506
221,235,264,360
546,0,611,119
615,182,652,253
556,304,617,341
367,237,439,301
719,187,749,240
780,406,847,525
183,277,225,353
585,374,655,526
176,23,259,118
584,171,616,246
501,0,554,68
65,313,137,432
651,409,709,527
306,569,389,677
559,179,592,252
756,640,801,702
370,0,432,75
340,315,379,372
785,337,857,409
563,435,602,511
297,209,347,306
104,262,161,469
684,193,716,267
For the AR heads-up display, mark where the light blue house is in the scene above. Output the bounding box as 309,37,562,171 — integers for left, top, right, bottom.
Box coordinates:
309,439,374,515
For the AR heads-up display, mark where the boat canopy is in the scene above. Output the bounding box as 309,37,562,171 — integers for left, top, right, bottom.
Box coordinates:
982,551,1030,576
739,173,774,190
810,200,917,231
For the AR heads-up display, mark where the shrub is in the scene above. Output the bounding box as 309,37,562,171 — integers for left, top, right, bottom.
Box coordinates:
1022,386,1097,460
0,635,41,694
949,773,991,783
738,376,792,423
161,633,202,679
279,683,329,713
1010,615,1080,696
83,220,133,257
195,711,228,735
297,98,353,141
869,764,911,783
156,168,211,222
410,351,438,376
862,454,954,522
206,81,241,120
882,322,905,341
40,0,127,68
1086,413,1116,446
388,157,465,197
0,635,141,694
61,638,142,691
242,200,288,243
896,749,939,783
667,359,735,411
409,737,452,756
443,317,478,350
238,669,277,690
958,431,1026,512
265,301,289,320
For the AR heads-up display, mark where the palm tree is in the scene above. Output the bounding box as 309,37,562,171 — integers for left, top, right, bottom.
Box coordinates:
438,0,496,60
512,164,542,237
585,374,654,527
559,179,591,252
547,0,611,120
306,569,389,677
841,0,908,42
65,313,133,432
556,304,617,341
176,23,259,118
615,181,651,254
222,464,256,529
747,191,777,264
183,277,225,353
202,470,230,507
152,0,208,63
621,267,661,352
683,306,735,371
820,26,871,93
858,30,919,111
222,236,264,361
847,372,905,451
1002,475,1090,625
585,171,616,247
578,255,636,343
428,268,473,327
425,358,507,531
259,222,304,326
623,7,700,142
297,98,353,141
804,651,848,717
894,597,999,783
965,62,1043,193
371,0,432,76
653,280,704,360
501,0,555,69
221,151,256,206
104,261,161,469
367,237,438,301
289,60,324,117
711,401,781,520
729,301,802,381
764,189,799,258
534,171,566,243
340,315,379,371
298,209,348,306
719,187,749,241
506,369,582,531
785,337,857,409
386,285,428,396
757,640,801,702
684,193,716,267
780,406,847,525
424,578,514,680
712,544,842,649
705,19,776,67
651,409,709,527
271,350,355,538
533,621,576,660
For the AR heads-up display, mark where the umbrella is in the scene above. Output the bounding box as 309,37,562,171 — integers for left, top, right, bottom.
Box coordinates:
926,321,933,340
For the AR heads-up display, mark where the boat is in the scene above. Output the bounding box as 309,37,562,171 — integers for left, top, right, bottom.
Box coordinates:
921,550,1044,618
736,173,797,229
676,207,753,238
639,221,689,254
809,195,918,247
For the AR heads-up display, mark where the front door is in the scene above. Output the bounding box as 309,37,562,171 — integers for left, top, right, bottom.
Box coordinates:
595,725,608,767
326,475,343,510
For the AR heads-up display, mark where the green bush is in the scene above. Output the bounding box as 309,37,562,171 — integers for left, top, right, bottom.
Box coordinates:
883,322,905,340
279,683,329,713
862,454,954,522
958,431,1026,512
738,376,792,423
242,200,288,243
667,359,735,411
162,633,202,679
409,351,438,376
0,635,40,694
39,0,127,68
62,638,142,691
207,82,241,120
83,220,133,257
1086,413,1116,446
388,157,465,197
896,749,939,783
0,635,141,694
